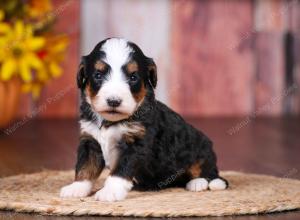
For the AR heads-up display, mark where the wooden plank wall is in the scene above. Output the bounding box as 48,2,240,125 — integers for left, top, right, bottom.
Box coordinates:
171,0,254,116
253,0,299,116
16,0,300,118
254,0,287,116
171,0,300,117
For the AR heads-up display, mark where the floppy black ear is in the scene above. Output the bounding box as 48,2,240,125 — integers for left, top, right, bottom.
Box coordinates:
147,58,157,89
77,56,87,89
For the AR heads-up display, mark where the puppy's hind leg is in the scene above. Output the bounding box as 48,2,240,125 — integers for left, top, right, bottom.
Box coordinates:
186,159,228,191
60,137,105,198
186,161,209,192
186,140,228,191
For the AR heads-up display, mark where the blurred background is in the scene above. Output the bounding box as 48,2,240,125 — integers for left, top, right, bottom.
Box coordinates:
1,0,300,120
0,0,299,180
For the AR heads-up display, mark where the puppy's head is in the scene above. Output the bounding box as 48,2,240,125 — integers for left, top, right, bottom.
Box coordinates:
77,38,157,122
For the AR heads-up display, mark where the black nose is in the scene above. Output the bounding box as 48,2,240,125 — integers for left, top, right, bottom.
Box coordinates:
107,98,122,108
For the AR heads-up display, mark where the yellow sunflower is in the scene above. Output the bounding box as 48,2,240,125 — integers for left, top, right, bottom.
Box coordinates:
0,3,69,99
22,35,68,99
0,20,45,82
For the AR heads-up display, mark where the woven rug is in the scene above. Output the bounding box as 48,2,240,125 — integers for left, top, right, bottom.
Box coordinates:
0,170,299,217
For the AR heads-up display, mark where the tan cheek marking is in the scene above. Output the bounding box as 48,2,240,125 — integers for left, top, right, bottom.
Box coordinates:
95,60,106,72
127,61,146,103
133,82,147,103
126,61,138,74
85,83,97,98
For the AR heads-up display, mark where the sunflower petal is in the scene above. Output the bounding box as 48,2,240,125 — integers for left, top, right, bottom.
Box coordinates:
49,62,62,77
26,25,34,38
26,53,43,69
52,39,68,53
37,67,48,81
15,21,24,39
0,59,16,81
26,37,45,51
19,59,32,82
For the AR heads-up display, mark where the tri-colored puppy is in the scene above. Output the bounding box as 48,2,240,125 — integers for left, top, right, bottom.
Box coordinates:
60,38,228,202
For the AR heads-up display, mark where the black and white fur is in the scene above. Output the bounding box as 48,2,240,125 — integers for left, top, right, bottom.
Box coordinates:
60,38,228,202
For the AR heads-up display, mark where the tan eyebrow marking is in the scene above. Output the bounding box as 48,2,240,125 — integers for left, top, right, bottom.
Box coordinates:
94,60,106,72
126,61,138,74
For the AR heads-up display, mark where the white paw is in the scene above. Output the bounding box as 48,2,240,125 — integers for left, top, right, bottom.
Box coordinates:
186,178,208,192
208,178,227,190
60,180,92,198
95,176,132,202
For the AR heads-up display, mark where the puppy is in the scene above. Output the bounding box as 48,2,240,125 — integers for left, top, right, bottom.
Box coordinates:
60,38,228,202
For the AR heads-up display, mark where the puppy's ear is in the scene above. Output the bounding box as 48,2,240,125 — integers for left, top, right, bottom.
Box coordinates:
147,58,157,89
77,56,87,89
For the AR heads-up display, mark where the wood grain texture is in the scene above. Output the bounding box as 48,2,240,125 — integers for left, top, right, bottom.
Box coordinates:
254,0,288,116
37,0,80,118
255,32,285,116
171,0,254,116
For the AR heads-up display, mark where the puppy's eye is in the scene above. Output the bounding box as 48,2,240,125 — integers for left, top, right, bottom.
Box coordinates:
129,72,138,82
94,71,103,80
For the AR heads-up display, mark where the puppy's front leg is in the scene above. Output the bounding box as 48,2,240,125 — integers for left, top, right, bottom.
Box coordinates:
60,137,105,198
95,142,136,202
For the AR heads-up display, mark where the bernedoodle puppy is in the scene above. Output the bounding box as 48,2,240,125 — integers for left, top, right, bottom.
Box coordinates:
60,38,228,202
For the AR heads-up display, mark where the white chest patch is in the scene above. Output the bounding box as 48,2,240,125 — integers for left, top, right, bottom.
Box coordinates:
98,124,123,168
79,120,144,169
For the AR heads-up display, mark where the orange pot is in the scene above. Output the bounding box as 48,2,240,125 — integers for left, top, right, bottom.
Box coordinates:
0,78,21,128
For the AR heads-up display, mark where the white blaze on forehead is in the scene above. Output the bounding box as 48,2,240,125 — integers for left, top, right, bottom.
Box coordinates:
101,38,133,72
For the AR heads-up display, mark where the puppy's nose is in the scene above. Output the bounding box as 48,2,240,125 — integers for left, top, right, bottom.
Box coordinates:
106,98,122,108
